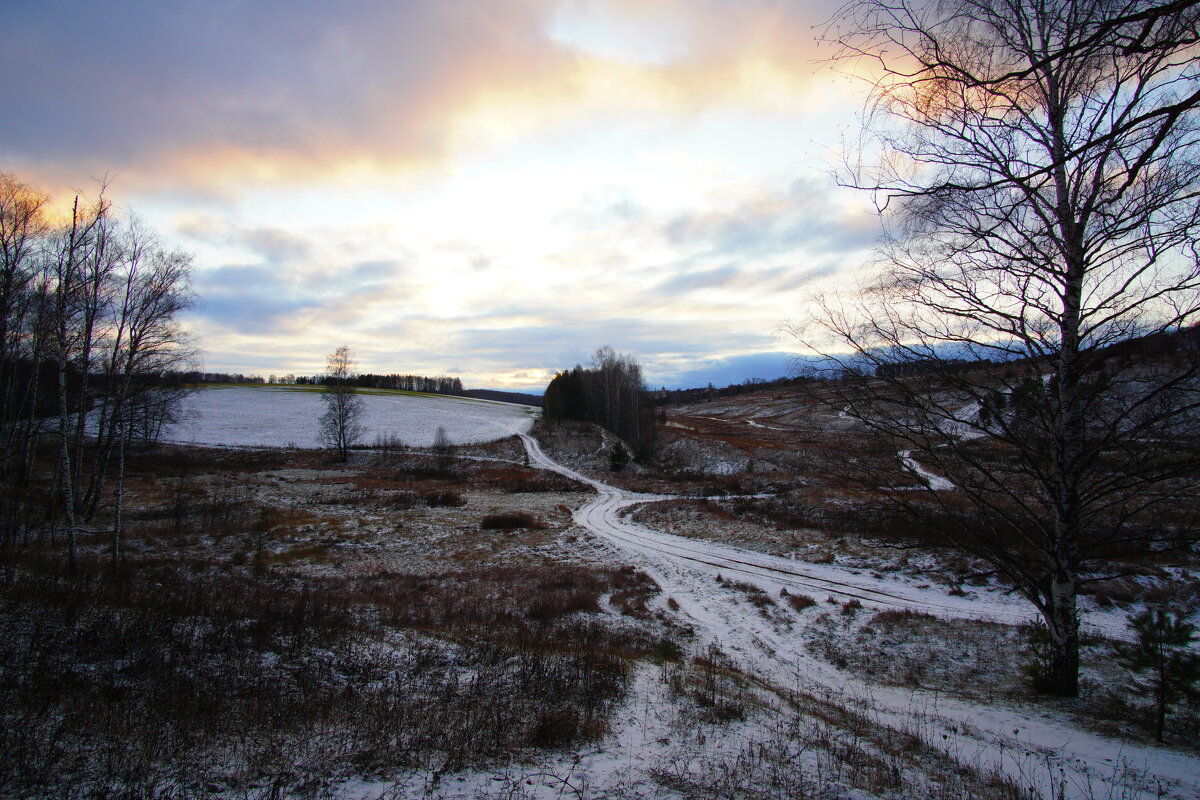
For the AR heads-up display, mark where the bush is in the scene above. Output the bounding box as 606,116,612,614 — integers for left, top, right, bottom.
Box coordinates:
609,442,631,472
423,490,465,507
480,512,545,530
785,592,817,612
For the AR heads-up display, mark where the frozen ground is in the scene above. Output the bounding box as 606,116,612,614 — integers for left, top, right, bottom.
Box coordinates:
160,386,536,448
440,421,1200,800
63,388,1198,798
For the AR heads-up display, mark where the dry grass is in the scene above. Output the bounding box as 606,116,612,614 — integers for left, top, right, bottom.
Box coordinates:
783,590,817,612
0,553,662,798
0,434,678,797
666,645,752,724
480,511,546,530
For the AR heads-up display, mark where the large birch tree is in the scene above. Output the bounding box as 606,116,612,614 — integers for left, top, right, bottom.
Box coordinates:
810,0,1200,696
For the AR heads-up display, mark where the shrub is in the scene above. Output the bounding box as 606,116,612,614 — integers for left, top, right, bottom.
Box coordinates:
1021,620,1054,693
423,490,465,507
480,512,545,530
609,442,630,472
654,638,683,662
786,593,817,612
728,580,775,610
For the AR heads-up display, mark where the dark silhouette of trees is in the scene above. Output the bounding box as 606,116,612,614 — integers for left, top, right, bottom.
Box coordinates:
355,373,463,395
0,174,197,570
543,346,658,458
806,0,1200,696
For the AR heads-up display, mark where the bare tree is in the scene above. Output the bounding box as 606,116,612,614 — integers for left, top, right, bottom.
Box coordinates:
806,0,1200,696
94,217,197,565
0,175,196,571
0,175,50,568
432,424,454,475
319,346,363,462
51,188,114,571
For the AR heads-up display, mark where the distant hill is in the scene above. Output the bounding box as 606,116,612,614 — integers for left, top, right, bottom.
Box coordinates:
462,389,543,407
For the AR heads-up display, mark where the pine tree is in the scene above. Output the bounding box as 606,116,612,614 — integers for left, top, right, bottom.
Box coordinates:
608,442,630,472
1116,609,1200,741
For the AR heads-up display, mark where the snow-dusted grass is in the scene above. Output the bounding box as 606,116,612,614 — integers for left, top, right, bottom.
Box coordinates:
18,387,1196,798
162,385,535,449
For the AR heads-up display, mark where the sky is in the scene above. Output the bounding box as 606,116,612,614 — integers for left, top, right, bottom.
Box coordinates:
0,0,882,391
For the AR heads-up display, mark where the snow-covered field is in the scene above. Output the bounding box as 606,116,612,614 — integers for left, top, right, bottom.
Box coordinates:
160,386,535,448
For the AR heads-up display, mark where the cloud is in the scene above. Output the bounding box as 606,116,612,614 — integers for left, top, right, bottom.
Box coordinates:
662,178,879,261
1,1,563,185
656,350,797,389
653,264,793,295
175,216,312,263
0,1,877,390
192,264,318,334
0,0,845,192
242,228,312,264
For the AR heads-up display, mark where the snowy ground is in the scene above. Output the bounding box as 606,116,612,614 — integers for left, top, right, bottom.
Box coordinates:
46,388,1198,798
444,421,1200,800
160,385,536,448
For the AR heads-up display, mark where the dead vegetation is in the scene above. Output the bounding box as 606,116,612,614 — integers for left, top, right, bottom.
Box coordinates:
0,436,689,798
3,385,1197,796
0,549,675,798
480,511,546,530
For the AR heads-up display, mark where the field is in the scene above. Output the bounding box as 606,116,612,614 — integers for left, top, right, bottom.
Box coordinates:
159,385,536,448
3,387,1199,799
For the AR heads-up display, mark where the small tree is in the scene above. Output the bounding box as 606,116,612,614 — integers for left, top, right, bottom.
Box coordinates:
432,425,454,475
1116,609,1200,741
609,441,630,472
319,346,363,462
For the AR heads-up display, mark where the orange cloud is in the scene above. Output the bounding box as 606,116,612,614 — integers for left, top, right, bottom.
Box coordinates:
2,0,850,195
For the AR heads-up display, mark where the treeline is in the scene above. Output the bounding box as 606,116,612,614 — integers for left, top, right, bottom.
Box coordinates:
170,370,466,396
1,173,196,569
336,374,463,395
463,389,542,407
872,323,1200,379
654,375,810,405
543,346,657,459
170,371,268,385
1094,323,1200,360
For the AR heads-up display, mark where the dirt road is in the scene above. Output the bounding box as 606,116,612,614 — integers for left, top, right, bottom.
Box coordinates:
511,428,1200,800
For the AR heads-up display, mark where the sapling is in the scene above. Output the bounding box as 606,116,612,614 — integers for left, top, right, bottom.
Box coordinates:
608,442,630,472
1116,609,1200,741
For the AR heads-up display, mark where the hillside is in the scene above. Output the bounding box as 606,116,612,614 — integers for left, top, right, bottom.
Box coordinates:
3,382,1198,799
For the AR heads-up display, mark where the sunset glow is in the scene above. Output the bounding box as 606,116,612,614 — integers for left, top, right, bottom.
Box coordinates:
1,0,876,390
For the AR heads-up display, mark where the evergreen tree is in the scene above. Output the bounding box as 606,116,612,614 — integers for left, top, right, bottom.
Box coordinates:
1116,609,1200,741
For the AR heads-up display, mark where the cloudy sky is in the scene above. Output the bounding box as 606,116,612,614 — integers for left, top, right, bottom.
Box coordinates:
1,0,881,391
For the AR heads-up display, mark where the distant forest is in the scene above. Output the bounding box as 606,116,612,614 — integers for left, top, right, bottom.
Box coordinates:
653,375,810,405
167,371,542,407
543,347,659,459
874,323,1200,378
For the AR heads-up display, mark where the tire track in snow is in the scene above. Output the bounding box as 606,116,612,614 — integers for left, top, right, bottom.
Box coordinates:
515,429,1027,623
506,426,1200,800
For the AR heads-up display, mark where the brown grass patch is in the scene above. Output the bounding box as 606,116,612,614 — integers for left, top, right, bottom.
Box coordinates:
480,511,546,530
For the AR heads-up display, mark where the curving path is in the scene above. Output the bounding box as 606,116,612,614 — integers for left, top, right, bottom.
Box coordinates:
507,426,1200,800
